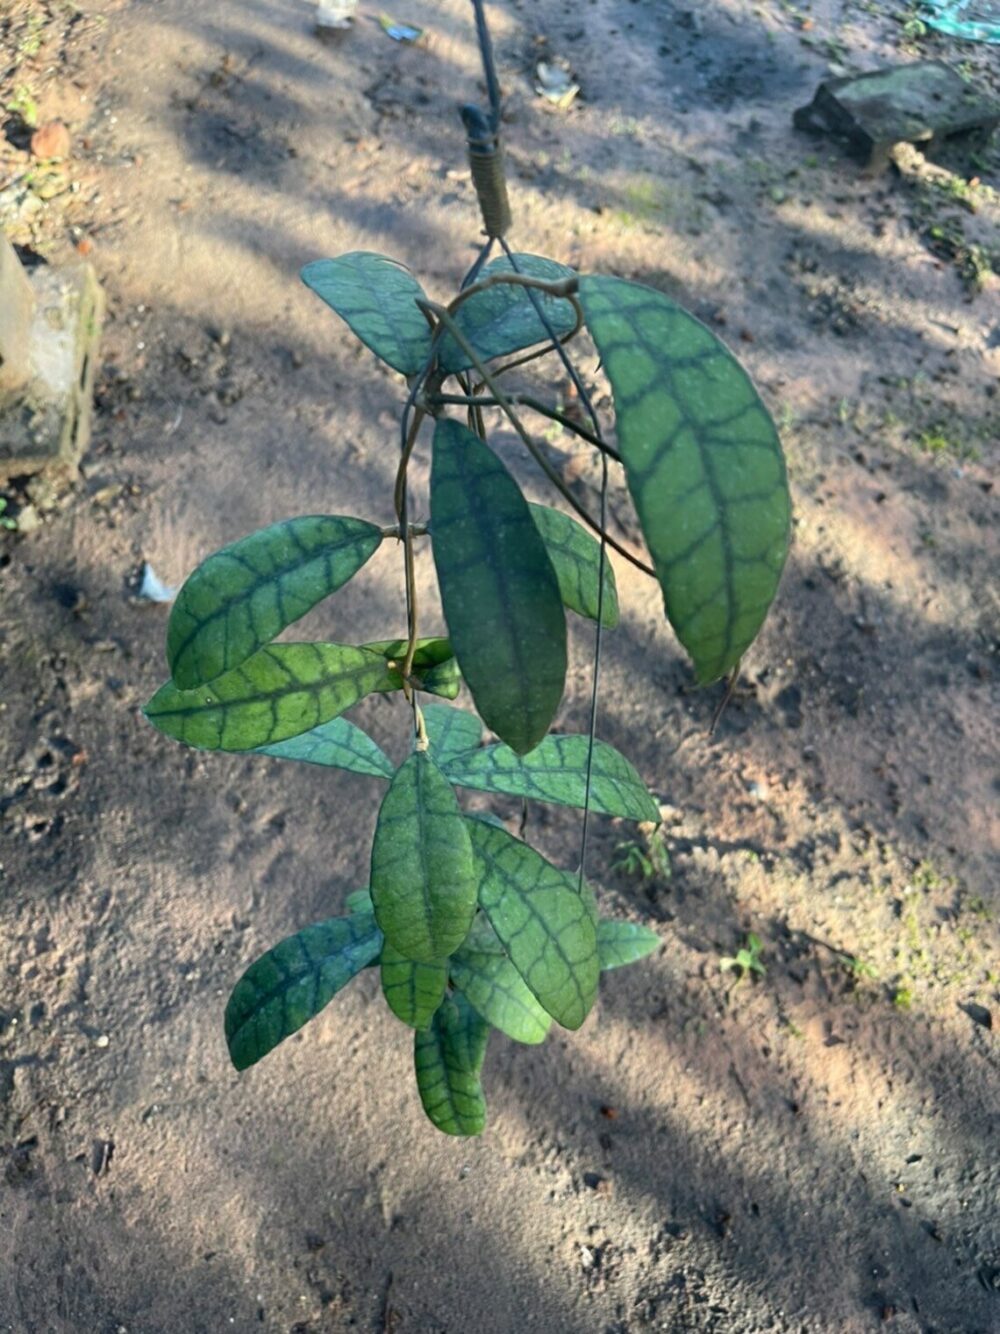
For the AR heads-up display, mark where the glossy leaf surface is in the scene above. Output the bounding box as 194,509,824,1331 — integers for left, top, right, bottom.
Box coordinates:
450,931,552,1045
225,912,382,1070
597,919,660,971
430,418,566,754
579,275,790,683
257,715,393,778
301,252,433,375
145,643,392,752
529,504,619,628
445,734,659,822
466,819,598,1030
414,992,490,1136
381,943,448,1030
370,752,478,962
438,254,577,373
167,517,383,690
422,703,482,768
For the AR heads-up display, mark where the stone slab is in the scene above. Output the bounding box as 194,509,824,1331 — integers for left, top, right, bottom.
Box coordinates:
794,61,1000,169
0,260,104,479
0,235,36,394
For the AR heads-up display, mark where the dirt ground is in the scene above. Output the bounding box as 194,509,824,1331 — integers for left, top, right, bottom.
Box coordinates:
2,1,999,1330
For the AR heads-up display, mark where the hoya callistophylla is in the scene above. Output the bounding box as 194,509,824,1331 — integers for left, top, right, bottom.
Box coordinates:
143,42,788,1148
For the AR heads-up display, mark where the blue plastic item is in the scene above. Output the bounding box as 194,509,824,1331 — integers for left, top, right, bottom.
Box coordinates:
922,1,1000,42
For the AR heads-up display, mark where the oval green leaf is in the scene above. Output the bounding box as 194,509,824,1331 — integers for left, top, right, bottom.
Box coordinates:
422,703,482,768
370,752,478,962
466,818,598,1030
168,516,383,690
257,715,394,778
414,992,490,1136
579,275,790,683
529,503,619,628
361,638,460,700
381,942,448,1030
450,933,552,1045
225,912,383,1071
301,252,433,375
438,254,577,373
345,888,374,915
597,919,660,971
144,642,393,752
444,734,659,822
430,418,566,754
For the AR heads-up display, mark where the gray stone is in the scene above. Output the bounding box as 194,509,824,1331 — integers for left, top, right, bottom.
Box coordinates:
794,61,1000,170
0,256,105,479
0,235,36,394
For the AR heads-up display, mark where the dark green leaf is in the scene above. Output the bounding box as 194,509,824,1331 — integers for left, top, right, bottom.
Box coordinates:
466,818,598,1030
370,752,478,962
362,638,460,700
224,912,383,1070
451,932,552,1045
579,275,790,684
345,889,373,914
430,418,566,754
438,254,577,373
301,252,433,375
444,734,659,822
362,638,454,670
144,643,393,752
167,516,383,690
257,716,393,778
422,703,482,768
381,943,448,1029
597,919,660,970
414,992,490,1136
529,503,619,628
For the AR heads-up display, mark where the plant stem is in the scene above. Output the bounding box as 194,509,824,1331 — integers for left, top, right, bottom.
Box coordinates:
428,392,621,462
417,299,656,579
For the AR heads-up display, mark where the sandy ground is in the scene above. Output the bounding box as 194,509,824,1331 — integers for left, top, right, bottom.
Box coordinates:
1,1,999,1331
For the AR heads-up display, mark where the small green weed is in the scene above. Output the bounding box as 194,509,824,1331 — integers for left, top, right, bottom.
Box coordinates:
613,825,671,882
720,933,766,985
6,84,39,127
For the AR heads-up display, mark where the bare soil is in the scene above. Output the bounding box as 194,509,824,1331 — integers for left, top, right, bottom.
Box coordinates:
1,2,998,1331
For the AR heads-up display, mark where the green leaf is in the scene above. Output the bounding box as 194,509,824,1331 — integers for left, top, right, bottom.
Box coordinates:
597,919,660,971
301,252,433,376
167,516,383,690
444,734,659,822
529,504,619,628
466,819,598,1030
414,992,490,1136
256,716,393,778
430,418,566,754
144,643,393,752
361,638,461,700
422,703,482,768
450,932,552,1045
224,912,383,1071
438,254,577,373
345,889,373,914
370,752,478,962
578,275,790,684
381,942,448,1030
362,638,454,670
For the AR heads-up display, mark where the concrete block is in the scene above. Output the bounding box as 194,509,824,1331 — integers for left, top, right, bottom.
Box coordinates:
794,61,1000,170
0,235,36,394
0,259,105,479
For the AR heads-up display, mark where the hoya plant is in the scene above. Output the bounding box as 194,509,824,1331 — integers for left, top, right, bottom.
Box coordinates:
142,6,790,1138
